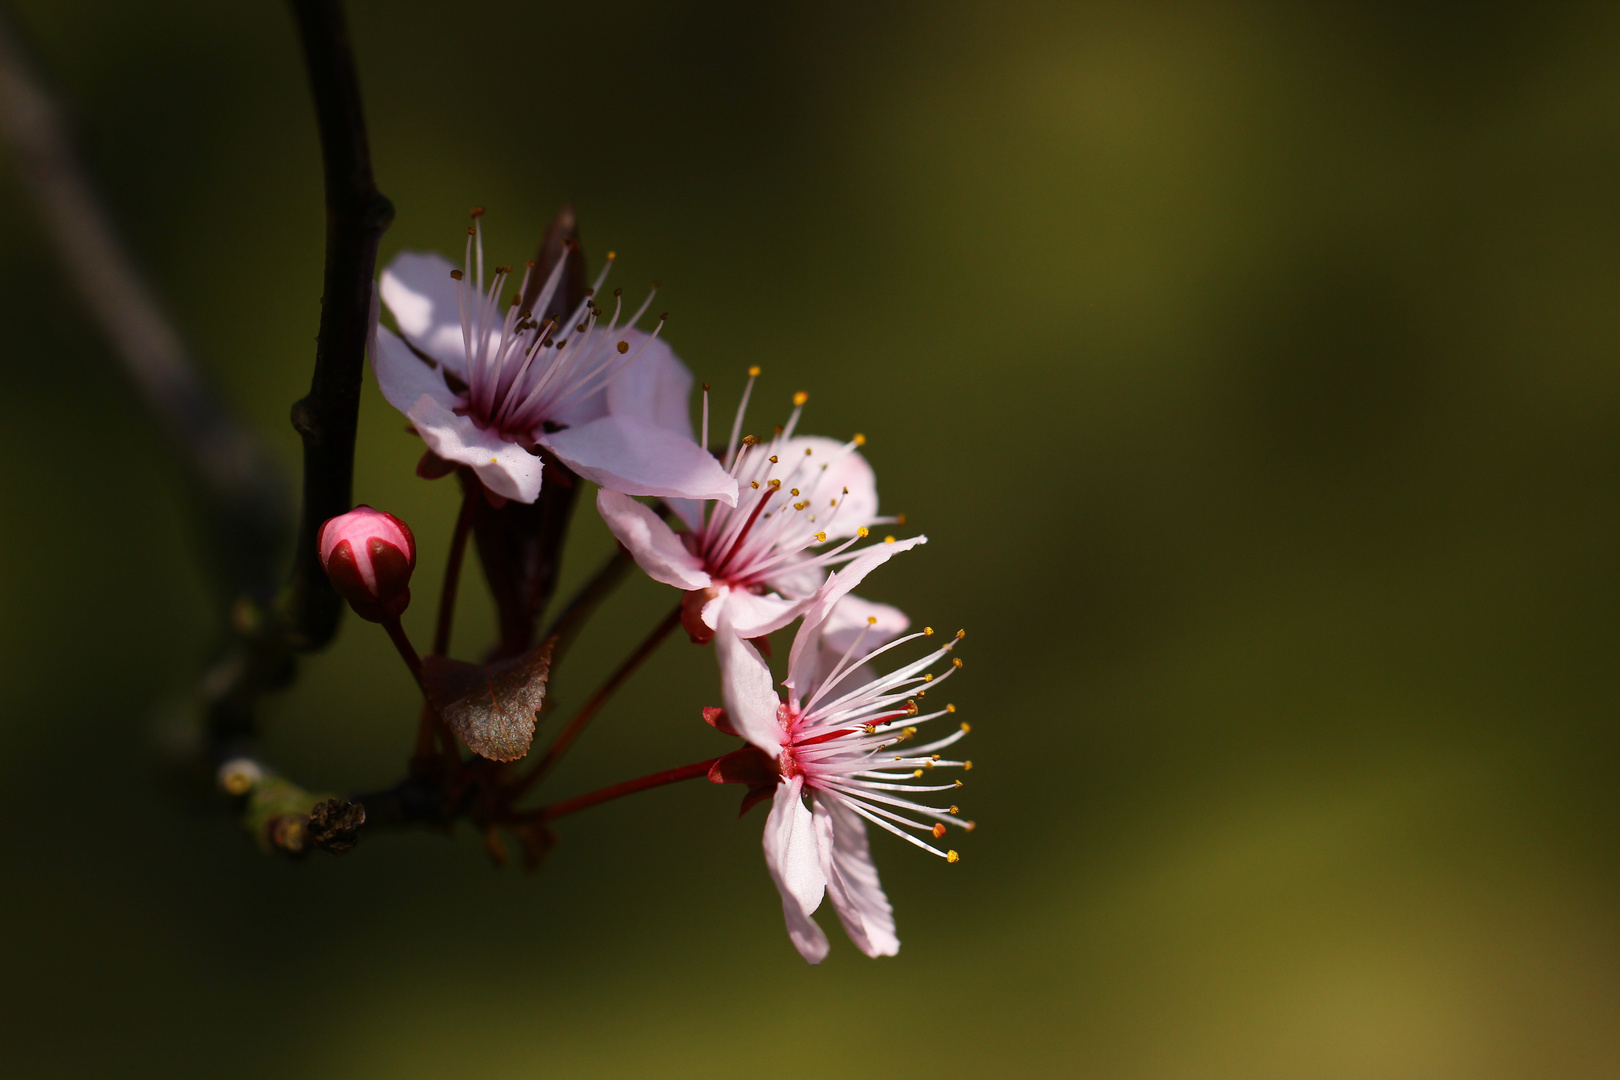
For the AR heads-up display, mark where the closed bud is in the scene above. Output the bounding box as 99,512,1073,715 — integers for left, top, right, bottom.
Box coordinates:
318,505,416,622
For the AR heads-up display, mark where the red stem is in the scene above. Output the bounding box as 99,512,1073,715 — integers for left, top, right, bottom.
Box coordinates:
433,485,478,657
534,757,720,821
510,603,682,798
382,615,422,679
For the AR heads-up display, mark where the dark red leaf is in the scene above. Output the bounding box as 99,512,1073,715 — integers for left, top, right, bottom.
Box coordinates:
421,638,555,762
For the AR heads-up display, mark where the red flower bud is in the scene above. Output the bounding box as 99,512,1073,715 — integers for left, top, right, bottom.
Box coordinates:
318,505,416,622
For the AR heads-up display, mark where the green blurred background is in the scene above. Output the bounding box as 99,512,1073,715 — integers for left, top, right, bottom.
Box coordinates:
4,1,1620,1076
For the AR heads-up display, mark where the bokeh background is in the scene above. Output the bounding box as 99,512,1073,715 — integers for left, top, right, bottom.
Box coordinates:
4,1,1620,1076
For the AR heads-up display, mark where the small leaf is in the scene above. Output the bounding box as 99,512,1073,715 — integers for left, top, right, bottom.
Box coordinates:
422,638,555,762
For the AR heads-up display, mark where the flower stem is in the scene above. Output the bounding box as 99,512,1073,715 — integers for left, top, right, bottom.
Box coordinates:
433,485,477,656
381,615,422,680
510,603,683,798
532,757,720,822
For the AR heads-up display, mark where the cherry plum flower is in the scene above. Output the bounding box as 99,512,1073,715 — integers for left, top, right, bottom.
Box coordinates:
597,372,899,642
370,217,737,506
713,540,973,963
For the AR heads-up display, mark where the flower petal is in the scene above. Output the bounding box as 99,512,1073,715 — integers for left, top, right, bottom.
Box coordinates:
716,618,787,756
805,594,910,693
606,330,695,438
595,489,711,590
712,588,808,638
763,777,829,963
539,414,738,503
814,793,898,958
782,436,879,539
371,325,462,416
379,251,470,377
786,535,927,692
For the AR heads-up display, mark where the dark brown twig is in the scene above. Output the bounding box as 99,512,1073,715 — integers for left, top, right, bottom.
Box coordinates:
284,0,394,650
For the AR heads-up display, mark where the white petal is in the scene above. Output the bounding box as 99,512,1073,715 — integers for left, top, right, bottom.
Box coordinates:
416,397,545,504
371,325,462,416
606,330,695,438
780,436,879,538
716,620,786,755
786,536,927,692
806,594,910,693
663,497,707,532
540,415,738,503
379,251,470,377
715,589,809,638
763,777,828,965
595,489,710,590
814,794,898,958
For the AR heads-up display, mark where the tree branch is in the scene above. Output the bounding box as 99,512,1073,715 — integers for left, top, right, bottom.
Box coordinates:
284,0,394,650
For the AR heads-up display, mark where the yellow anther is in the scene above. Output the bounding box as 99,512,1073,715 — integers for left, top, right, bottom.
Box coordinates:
794,501,808,510
906,701,919,716
769,455,778,463
792,391,809,406
867,615,878,625
748,365,761,377
949,805,959,815
790,488,800,496
931,754,941,761
805,447,814,456
923,673,933,682
470,206,485,218
884,535,897,543
960,721,970,733
813,531,827,542
467,225,478,235
863,724,876,735
946,703,956,713
489,457,498,464
913,769,924,778
954,780,963,789
829,499,838,507
769,478,781,488
897,513,908,526
842,486,850,494
902,726,918,740
857,526,869,538
616,341,629,354
946,850,960,863
963,761,973,771
750,481,760,489
924,627,935,636
607,250,617,260
953,657,964,669
742,434,759,445
450,269,464,280
932,823,947,839
964,821,977,832
853,433,866,446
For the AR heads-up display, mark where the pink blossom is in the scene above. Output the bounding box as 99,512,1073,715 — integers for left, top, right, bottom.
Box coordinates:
596,372,900,641
713,541,973,963
369,219,738,506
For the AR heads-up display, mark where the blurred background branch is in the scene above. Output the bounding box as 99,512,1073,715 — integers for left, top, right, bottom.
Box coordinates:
0,3,289,602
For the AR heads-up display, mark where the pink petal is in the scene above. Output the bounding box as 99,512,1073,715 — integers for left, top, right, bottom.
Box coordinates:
605,330,695,438
711,588,809,638
374,331,543,503
786,535,927,692
539,415,738,504
814,794,899,958
378,251,470,378
716,620,787,756
804,594,910,693
763,777,830,963
595,490,711,590
781,436,879,538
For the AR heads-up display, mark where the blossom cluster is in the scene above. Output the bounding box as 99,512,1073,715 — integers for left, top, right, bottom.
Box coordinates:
356,215,974,963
